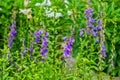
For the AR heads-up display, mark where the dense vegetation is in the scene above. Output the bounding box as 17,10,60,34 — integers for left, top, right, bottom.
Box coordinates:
0,0,120,80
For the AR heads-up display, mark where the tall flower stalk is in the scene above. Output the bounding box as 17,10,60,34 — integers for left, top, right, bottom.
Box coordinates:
80,7,107,58
62,27,74,57
7,21,17,49
40,31,49,62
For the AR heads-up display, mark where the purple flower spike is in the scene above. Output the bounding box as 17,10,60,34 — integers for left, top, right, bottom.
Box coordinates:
29,46,33,52
63,35,74,57
40,33,48,60
100,43,107,57
7,21,17,49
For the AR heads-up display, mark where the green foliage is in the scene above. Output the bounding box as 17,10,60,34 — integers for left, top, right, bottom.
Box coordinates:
0,0,120,79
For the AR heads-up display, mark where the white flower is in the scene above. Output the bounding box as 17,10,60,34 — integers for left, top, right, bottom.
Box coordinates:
35,3,41,6
68,11,72,15
64,0,69,8
55,12,62,18
19,8,32,15
19,8,32,19
64,0,68,4
46,0,51,6
46,12,54,17
45,8,62,18
45,8,54,17
35,0,52,6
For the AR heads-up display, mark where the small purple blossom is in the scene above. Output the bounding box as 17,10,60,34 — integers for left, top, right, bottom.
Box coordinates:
35,36,40,44
42,36,48,42
62,36,67,41
41,41,48,47
68,37,74,45
33,30,42,36
84,8,93,18
79,29,83,36
100,43,107,57
92,30,97,36
44,32,49,36
29,46,33,52
40,58,44,62
30,55,32,59
96,38,99,42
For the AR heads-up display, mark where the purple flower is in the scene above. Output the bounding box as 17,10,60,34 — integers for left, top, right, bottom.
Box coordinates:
86,29,91,34
34,30,42,36
86,21,93,27
63,49,70,57
40,34,48,59
64,44,72,50
40,58,44,62
84,8,93,18
7,21,17,49
104,53,107,57
89,18,95,23
62,36,67,41
35,36,40,44
42,41,48,47
44,32,49,36
11,29,17,35
96,38,99,42
40,48,47,58
8,21,16,29
8,39,13,48
63,35,74,57
100,43,107,57
79,29,83,36
42,36,48,42
30,55,32,59
68,37,74,45
29,46,33,52
92,30,97,36
95,25,101,30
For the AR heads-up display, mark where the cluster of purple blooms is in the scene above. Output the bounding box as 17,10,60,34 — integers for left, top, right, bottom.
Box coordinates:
40,32,49,61
80,8,102,37
29,29,49,61
62,35,74,57
79,8,107,57
7,21,17,49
